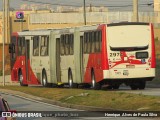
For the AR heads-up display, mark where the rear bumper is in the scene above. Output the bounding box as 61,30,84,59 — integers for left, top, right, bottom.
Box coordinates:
103,68,155,79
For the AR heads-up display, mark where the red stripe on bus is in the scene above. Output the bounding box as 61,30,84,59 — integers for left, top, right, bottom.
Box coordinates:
150,23,156,68
101,25,109,70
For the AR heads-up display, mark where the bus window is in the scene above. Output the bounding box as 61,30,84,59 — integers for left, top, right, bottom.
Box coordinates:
65,34,70,55
21,37,25,55
84,33,87,54
18,37,22,55
18,37,25,56
70,34,74,55
98,31,102,52
10,36,16,59
33,36,39,56
91,31,95,53
95,31,99,52
60,35,65,55
40,36,49,56
87,32,92,53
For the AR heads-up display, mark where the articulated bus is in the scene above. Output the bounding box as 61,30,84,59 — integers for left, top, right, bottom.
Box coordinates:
9,22,156,90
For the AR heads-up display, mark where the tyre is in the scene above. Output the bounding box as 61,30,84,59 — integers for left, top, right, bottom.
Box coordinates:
138,81,146,90
91,71,101,90
18,70,27,86
42,70,48,87
68,70,78,88
130,84,138,90
112,84,120,89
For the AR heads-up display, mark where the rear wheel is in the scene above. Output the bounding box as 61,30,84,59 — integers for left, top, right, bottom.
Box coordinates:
91,71,101,90
130,80,146,90
130,84,138,90
138,81,146,90
18,70,27,86
68,70,78,88
42,70,48,87
112,84,120,89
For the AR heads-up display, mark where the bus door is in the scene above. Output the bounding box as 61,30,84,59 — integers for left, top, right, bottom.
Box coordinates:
82,32,90,82
25,40,30,81
80,35,84,82
56,38,61,83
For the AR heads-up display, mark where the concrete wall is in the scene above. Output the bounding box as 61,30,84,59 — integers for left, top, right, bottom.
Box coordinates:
154,0,160,12
11,15,29,32
1,11,160,44
29,12,133,24
29,12,159,24
0,44,10,75
155,28,160,40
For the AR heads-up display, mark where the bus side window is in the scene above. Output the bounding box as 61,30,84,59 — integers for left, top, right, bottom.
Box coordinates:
21,37,25,55
89,32,93,53
46,36,49,55
33,36,39,56
65,34,70,55
86,32,91,53
60,35,65,56
18,37,21,55
10,36,16,59
18,37,25,56
40,36,49,56
70,34,74,55
95,31,99,52
83,33,87,54
99,31,102,52
91,31,95,53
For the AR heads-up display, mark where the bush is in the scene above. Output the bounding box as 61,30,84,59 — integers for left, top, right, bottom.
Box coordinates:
155,37,159,42
0,70,2,76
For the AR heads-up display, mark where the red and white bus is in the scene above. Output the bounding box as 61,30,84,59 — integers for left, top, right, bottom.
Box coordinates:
9,22,156,90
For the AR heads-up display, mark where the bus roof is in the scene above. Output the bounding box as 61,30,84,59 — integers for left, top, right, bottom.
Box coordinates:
12,22,151,36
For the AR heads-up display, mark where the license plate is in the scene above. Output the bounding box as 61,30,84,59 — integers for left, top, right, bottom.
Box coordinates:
126,65,135,68
123,70,129,76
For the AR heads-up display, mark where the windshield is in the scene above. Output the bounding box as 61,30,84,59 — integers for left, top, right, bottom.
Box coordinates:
107,25,150,49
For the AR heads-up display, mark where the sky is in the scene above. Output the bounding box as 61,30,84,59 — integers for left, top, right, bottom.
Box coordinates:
0,0,154,11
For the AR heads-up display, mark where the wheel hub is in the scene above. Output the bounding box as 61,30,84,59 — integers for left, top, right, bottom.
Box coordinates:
69,79,73,87
92,79,95,88
43,77,46,86
19,75,23,82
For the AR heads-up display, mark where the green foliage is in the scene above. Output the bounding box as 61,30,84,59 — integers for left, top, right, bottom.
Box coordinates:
155,37,159,42
0,70,2,76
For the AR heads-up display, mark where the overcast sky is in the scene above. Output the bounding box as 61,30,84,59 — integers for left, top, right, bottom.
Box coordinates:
0,0,154,11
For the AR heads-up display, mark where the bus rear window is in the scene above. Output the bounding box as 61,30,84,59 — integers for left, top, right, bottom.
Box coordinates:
110,45,148,51
136,52,148,59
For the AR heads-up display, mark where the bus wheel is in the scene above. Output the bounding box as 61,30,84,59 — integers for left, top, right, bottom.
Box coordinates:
91,71,101,90
112,84,120,89
18,71,27,86
138,81,146,90
130,84,138,90
68,70,78,88
42,70,48,87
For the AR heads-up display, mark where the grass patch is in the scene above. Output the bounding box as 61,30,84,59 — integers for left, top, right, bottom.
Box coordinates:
0,86,160,111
